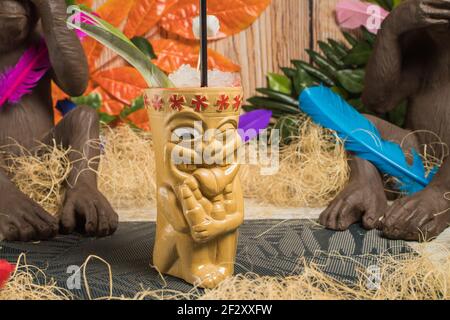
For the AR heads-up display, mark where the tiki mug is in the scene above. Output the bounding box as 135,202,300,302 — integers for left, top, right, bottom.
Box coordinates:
145,87,244,288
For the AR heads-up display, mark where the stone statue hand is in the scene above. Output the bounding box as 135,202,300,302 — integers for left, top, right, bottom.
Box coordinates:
389,0,450,35
178,179,229,243
191,217,226,244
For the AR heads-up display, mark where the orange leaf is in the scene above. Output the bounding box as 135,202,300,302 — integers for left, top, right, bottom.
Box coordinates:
207,50,241,73
96,0,137,27
76,0,93,7
91,87,150,130
54,108,63,125
82,37,104,71
91,87,124,116
123,0,178,38
151,39,240,74
126,108,150,131
160,0,271,40
92,66,148,105
52,81,96,103
51,82,69,103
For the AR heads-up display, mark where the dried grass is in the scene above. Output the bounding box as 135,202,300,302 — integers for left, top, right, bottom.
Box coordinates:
3,121,447,212
97,125,156,209
0,120,350,212
1,122,449,300
96,118,350,209
198,250,450,300
240,115,349,207
384,129,449,196
1,247,450,300
0,141,72,216
0,254,72,300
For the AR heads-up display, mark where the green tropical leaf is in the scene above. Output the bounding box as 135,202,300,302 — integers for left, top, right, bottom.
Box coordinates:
331,86,349,100
267,73,292,95
281,67,297,79
317,41,345,67
342,32,358,47
72,93,102,110
120,96,145,119
336,69,365,94
292,60,336,87
247,97,300,114
343,41,372,66
327,39,349,58
293,67,315,96
256,88,298,107
67,8,173,88
131,37,157,59
361,27,377,45
99,113,118,124
274,115,301,145
305,49,337,77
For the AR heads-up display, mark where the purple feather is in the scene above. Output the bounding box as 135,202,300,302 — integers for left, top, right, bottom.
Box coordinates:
238,109,272,143
0,39,51,107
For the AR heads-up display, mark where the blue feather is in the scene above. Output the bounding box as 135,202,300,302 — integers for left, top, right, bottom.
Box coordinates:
299,86,434,194
56,99,77,116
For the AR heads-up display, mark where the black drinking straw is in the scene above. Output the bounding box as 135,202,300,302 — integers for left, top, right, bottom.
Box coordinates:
200,0,208,87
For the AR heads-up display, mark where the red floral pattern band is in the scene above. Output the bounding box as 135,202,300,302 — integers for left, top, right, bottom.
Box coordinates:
145,93,243,113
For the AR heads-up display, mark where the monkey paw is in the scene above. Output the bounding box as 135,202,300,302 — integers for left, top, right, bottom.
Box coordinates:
60,182,118,237
382,186,450,241
319,180,388,231
0,189,58,241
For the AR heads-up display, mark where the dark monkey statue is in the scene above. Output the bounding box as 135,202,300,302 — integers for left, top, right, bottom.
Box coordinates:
320,0,450,241
0,0,118,241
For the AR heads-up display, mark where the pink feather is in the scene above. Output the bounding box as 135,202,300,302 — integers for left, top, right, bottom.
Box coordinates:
336,0,389,34
0,39,51,107
73,11,99,39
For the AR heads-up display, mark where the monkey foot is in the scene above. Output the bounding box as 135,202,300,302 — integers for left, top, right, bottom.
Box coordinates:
320,178,388,231
382,186,450,241
60,182,118,237
0,189,58,242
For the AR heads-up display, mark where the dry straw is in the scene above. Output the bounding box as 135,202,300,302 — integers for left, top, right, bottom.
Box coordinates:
97,125,157,209
198,250,450,300
2,120,447,212
0,119,350,212
240,115,349,207
2,247,449,300
0,254,72,300
96,117,350,209
0,140,72,216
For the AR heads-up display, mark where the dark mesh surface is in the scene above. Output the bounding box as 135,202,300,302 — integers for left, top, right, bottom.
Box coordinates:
0,220,411,299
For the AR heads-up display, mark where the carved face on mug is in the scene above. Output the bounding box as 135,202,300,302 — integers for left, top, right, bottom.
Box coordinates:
0,0,37,52
146,88,243,199
167,110,241,197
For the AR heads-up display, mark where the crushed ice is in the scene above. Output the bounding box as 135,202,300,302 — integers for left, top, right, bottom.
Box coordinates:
169,65,241,88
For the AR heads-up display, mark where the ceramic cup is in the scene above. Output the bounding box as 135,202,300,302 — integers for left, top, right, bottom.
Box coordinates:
145,87,244,288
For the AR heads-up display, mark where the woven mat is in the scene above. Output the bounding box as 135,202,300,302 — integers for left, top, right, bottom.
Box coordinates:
0,220,411,299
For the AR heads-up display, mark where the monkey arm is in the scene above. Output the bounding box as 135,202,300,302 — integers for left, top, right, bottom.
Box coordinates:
33,0,89,97
429,157,450,189
362,5,422,114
